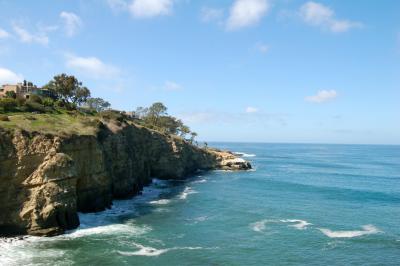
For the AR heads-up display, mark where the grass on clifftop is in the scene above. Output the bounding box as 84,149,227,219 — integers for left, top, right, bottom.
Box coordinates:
0,112,100,136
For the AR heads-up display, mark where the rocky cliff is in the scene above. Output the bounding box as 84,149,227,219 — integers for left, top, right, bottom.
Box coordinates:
0,120,250,237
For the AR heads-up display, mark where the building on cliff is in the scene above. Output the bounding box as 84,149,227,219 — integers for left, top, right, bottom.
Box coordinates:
0,80,54,99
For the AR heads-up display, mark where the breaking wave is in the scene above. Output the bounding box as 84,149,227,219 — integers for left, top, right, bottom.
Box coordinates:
118,242,212,257
149,199,171,205
233,152,256,157
280,219,312,230
179,186,198,200
250,220,272,232
319,225,381,238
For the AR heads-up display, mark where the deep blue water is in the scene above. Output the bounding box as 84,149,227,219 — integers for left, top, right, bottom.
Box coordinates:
1,143,399,265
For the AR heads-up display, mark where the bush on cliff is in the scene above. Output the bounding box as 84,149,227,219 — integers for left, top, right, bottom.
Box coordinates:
23,101,46,113
0,98,18,112
28,94,43,104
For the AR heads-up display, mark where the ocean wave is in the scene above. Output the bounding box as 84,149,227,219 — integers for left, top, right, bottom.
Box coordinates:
319,225,381,238
64,223,151,239
179,186,198,200
250,219,273,232
117,242,208,257
149,199,171,205
233,152,256,157
280,219,312,230
193,178,207,184
0,236,66,266
251,219,312,232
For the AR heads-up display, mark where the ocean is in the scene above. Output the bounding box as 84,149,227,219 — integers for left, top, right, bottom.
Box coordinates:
1,143,399,265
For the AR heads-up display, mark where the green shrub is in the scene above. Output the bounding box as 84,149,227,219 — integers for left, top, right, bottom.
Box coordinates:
98,110,127,122
16,97,26,107
55,100,65,108
0,114,9,121
24,101,46,113
0,98,18,112
28,94,43,104
42,97,54,107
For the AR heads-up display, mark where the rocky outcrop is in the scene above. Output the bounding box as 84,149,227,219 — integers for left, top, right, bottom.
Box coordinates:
0,122,250,237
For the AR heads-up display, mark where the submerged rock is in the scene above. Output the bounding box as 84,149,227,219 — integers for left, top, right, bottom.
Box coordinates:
0,122,251,237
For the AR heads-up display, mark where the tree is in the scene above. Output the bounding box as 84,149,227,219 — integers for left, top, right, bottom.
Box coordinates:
190,132,198,143
157,116,182,135
85,97,111,112
179,124,190,138
44,74,91,105
133,102,198,140
72,87,91,105
147,102,167,127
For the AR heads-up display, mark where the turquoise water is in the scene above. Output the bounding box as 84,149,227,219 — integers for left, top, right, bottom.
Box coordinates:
1,143,399,265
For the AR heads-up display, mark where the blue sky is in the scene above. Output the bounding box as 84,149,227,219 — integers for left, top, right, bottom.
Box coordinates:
0,0,399,144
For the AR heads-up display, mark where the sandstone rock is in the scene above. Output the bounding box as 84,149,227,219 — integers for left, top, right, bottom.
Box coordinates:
0,123,251,237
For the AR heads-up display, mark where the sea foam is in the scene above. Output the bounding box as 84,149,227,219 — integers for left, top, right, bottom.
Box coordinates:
250,220,272,232
179,186,198,200
64,223,151,239
118,242,206,257
149,199,171,205
233,152,256,157
319,225,380,238
280,219,312,230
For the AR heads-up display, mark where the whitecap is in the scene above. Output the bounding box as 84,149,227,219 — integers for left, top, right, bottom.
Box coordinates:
233,152,256,157
117,242,206,257
179,186,198,200
280,219,312,230
319,224,381,238
250,219,273,232
63,223,151,238
149,199,171,205
193,178,207,184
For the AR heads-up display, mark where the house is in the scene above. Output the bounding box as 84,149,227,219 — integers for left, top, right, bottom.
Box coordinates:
0,80,55,99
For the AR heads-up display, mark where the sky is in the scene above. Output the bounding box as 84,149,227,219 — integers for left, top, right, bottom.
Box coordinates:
0,0,399,144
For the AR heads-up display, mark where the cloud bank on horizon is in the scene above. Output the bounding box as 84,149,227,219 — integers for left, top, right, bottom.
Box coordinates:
0,0,398,144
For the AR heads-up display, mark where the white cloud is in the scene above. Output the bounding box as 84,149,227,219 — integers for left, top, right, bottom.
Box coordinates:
300,2,362,33
245,106,258,113
60,12,82,37
305,90,337,103
255,42,269,53
12,24,49,45
65,54,120,79
226,0,270,30
0,68,23,84
164,80,182,91
129,0,173,18
0,28,10,39
200,7,224,23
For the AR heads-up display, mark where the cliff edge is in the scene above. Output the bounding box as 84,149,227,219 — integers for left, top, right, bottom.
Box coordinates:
0,116,251,237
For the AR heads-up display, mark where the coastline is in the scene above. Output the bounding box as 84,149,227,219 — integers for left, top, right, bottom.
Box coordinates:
0,117,251,237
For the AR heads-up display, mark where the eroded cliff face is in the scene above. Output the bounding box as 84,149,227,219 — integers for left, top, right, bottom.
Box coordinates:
0,122,250,237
